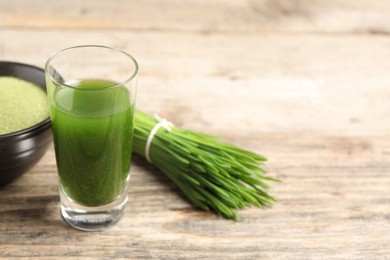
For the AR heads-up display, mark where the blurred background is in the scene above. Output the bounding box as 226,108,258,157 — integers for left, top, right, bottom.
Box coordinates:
1,0,389,136
1,1,389,258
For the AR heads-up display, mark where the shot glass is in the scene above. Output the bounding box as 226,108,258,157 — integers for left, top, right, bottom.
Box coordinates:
45,45,138,231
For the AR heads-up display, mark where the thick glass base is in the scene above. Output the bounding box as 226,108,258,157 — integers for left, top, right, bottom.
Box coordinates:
60,186,128,231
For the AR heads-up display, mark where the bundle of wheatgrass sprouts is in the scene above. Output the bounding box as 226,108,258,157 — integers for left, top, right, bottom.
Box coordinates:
133,110,278,220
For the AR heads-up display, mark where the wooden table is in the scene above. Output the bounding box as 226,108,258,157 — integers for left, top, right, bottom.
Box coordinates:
1,1,390,259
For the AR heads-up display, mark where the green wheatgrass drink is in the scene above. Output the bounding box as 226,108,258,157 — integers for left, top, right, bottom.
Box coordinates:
50,79,133,206
0,76,49,135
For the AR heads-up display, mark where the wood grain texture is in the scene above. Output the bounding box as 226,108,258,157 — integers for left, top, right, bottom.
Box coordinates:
1,0,390,259
2,0,390,34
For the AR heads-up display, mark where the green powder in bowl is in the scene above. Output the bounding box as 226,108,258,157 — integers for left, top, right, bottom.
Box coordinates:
0,76,49,135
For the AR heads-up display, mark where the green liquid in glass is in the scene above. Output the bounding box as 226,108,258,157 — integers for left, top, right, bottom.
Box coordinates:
50,79,133,206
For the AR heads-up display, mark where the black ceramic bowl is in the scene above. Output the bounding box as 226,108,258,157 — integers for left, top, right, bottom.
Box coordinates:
0,61,52,185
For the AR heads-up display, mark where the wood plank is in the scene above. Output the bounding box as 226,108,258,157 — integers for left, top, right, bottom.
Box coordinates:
1,29,389,137
1,134,390,258
0,28,390,258
2,0,390,33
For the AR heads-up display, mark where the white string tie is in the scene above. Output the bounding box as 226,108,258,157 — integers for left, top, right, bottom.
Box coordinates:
145,114,174,163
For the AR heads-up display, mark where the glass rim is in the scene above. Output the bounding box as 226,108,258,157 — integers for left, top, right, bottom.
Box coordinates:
44,45,139,91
